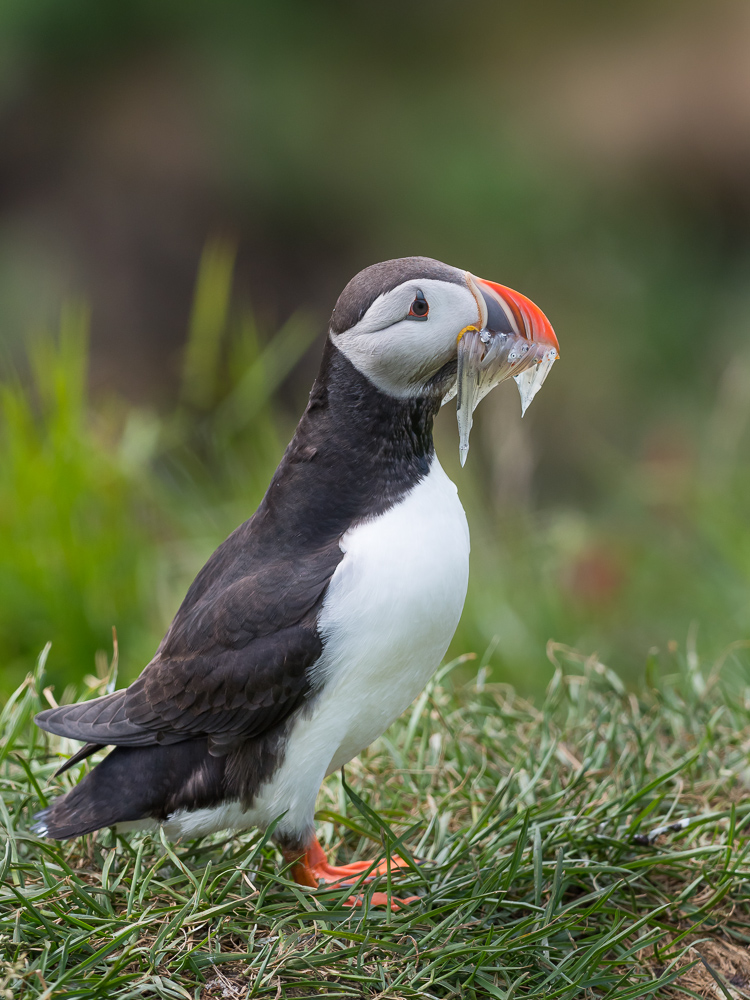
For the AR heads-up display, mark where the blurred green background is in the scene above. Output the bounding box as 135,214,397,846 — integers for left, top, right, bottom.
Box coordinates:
2,0,750,698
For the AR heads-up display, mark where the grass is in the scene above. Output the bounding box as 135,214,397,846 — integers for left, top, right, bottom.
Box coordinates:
3,642,750,997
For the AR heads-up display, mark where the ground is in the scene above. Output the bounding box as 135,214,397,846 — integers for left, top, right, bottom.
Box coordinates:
3,643,750,998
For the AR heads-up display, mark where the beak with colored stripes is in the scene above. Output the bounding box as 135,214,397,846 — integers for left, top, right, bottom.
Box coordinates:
456,274,560,465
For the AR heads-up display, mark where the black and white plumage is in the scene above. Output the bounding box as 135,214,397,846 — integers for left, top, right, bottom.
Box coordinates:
34,257,558,897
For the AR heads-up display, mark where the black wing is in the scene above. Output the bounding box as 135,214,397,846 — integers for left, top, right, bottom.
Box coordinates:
36,529,343,755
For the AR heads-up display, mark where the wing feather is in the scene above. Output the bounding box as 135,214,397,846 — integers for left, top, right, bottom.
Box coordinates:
36,536,342,755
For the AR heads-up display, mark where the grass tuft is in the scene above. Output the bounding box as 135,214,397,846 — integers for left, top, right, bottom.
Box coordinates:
3,644,750,996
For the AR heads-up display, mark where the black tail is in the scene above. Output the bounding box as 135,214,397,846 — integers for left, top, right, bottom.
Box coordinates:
34,739,225,839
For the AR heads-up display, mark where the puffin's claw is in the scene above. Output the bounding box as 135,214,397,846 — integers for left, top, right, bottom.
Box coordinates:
283,835,419,909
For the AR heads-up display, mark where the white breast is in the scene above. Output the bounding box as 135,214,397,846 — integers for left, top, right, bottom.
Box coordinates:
164,456,470,841
313,455,470,768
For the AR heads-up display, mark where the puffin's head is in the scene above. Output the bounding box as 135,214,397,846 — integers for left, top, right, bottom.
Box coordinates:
330,256,559,464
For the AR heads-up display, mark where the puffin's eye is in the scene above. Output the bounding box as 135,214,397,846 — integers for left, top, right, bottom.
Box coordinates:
408,290,429,320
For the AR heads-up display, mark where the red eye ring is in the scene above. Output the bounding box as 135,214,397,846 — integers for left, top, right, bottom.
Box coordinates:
408,289,429,319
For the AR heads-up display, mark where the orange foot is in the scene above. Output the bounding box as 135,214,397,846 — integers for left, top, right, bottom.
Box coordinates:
283,836,419,910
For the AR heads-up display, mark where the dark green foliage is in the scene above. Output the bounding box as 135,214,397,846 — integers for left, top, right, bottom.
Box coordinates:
0,307,160,696
0,244,316,698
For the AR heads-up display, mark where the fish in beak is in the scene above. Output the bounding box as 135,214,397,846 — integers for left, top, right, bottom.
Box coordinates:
456,274,559,465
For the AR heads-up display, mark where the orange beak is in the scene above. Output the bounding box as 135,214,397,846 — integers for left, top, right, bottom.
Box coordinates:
471,276,559,357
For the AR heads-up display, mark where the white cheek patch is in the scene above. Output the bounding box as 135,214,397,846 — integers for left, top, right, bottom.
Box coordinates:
333,278,479,398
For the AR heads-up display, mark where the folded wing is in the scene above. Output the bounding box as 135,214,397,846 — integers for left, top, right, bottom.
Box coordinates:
36,529,343,756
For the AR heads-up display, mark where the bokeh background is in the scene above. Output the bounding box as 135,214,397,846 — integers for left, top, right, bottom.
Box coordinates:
2,0,750,698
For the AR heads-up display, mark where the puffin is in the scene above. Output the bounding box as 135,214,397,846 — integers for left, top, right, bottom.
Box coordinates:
34,257,558,906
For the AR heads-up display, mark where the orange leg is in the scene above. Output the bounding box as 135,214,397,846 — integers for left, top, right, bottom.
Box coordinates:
282,836,419,910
